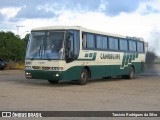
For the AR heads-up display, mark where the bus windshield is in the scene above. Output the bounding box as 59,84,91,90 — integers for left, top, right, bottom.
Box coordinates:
26,31,65,60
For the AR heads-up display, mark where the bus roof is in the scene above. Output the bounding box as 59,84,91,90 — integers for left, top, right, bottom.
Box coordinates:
32,26,144,41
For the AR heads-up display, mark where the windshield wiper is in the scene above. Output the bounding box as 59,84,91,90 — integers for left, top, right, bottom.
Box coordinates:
30,55,37,60
31,56,36,60
31,57,34,60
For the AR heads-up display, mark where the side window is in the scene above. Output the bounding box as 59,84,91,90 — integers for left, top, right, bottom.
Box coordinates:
96,35,108,49
69,32,74,52
68,30,80,57
129,40,137,51
119,39,128,51
102,36,108,49
137,42,144,52
96,35,103,49
86,33,95,48
73,30,80,55
108,37,118,50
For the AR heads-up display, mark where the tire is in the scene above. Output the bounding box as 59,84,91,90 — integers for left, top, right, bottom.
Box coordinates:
126,66,135,79
78,69,89,85
48,80,59,84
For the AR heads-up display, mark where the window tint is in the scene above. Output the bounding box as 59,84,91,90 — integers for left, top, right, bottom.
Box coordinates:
86,34,95,48
67,30,80,58
69,33,74,52
108,37,118,50
96,35,103,49
102,36,108,49
137,42,144,52
96,35,108,49
73,30,80,55
119,39,128,51
129,40,137,51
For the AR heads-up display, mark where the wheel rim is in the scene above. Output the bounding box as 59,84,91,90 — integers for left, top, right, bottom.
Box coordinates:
81,72,88,80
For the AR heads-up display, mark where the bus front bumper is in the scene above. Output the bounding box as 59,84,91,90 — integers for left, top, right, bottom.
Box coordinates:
25,70,63,81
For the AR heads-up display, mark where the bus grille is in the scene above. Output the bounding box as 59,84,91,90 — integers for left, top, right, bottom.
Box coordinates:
42,67,51,70
32,66,41,70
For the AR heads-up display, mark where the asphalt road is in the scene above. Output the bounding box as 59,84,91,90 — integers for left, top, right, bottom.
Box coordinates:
0,64,160,119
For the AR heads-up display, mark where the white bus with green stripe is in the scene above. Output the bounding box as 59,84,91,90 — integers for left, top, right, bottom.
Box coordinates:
25,26,146,85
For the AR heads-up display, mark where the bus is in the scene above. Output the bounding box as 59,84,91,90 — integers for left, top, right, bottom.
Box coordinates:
25,26,146,85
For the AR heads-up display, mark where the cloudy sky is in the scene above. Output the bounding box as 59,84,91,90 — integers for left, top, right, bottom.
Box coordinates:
0,0,160,55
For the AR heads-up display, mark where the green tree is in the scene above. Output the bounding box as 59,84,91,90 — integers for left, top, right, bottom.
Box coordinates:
22,33,30,48
0,31,26,62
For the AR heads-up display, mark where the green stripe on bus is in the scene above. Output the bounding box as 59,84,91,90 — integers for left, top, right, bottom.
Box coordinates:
125,54,129,65
120,53,139,69
129,54,132,63
121,53,126,68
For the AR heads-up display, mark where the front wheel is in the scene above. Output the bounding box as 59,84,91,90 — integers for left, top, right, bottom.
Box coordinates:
78,69,89,85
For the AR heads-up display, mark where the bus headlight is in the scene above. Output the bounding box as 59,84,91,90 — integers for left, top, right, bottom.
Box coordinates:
26,72,31,75
25,66,32,70
25,72,32,78
53,74,59,77
56,74,59,77
52,67,63,71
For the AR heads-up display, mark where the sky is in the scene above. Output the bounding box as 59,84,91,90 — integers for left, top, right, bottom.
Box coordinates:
0,0,160,55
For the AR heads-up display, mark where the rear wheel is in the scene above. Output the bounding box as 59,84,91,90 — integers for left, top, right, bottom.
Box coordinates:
78,69,89,85
126,66,135,79
48,80,59,84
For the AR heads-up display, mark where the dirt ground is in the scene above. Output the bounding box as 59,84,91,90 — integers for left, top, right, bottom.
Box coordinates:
0,64,160,119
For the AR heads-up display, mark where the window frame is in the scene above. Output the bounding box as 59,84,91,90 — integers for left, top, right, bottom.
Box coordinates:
96,35,103,49
81,31,145,54
82,32,96,49
87,33,96,49
128,40,137,52
96,34,108,50
119,38,128,51
108,36,119,50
